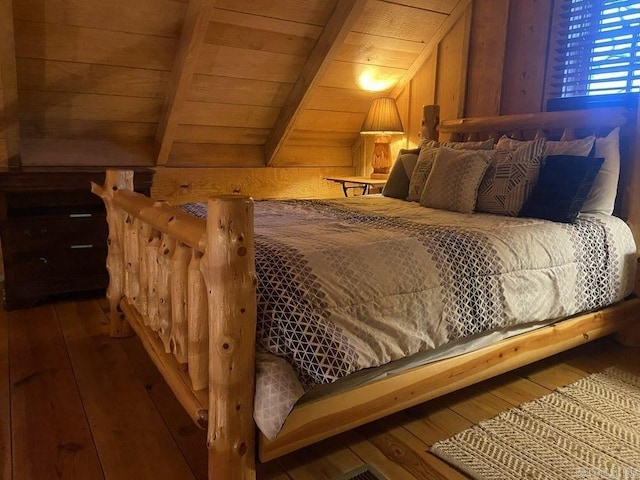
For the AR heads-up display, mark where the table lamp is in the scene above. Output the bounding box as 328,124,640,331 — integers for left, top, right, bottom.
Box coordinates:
360,97,404,179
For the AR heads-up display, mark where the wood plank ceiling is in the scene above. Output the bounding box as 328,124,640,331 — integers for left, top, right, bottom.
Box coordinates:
1,0,461,168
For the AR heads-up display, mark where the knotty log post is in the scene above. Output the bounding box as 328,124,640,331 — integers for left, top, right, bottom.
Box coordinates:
188,250,208,391
92,170,135,337
146,229,162,329
157,234,175,353
124,215,141,305
138,221,153,317
421,105,439,141
170,241,191,366
201,196,257,480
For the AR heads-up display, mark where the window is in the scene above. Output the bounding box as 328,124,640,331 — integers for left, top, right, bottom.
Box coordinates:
547,0,640,98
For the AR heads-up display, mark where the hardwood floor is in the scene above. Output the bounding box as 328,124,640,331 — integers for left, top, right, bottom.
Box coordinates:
1,297,638,480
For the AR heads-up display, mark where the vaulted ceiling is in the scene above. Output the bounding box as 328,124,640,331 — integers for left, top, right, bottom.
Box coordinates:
0,0,467,168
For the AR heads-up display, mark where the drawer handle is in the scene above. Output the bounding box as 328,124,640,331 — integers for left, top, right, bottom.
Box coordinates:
71,244,93,249
23,227,48,237
69,213,92,218
27,257,48,265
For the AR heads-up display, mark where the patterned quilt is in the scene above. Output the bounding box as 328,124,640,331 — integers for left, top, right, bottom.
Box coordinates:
181,196,636,439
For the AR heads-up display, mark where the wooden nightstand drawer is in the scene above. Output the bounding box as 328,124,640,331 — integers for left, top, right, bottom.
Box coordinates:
0,167,154,309
6,247,108,296
2,214,108,254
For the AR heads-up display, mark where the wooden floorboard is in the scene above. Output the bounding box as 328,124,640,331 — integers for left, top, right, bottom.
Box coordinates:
118,333,208,480
7,305,104,480
2,297,639,479
55,300,196,480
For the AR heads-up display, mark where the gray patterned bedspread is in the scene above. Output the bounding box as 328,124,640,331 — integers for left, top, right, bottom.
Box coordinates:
181,196,636,439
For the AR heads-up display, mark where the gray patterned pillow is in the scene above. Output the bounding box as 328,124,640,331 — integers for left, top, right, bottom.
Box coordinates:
476,137,546,216
406,138,494,202
407,141,438,201
420,148,494,213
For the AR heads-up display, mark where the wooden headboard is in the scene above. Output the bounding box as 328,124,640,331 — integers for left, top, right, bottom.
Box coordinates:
420,105,640,253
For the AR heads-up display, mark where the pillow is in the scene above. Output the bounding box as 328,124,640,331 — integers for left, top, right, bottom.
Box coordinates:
546,136,596,157
419,147,493,214
406,138,494,202
519,155,604,223
382,149,420,199
407,141,439,201
476,137,546,216
496,135,596,157
418,137,495,151
580,127,620,215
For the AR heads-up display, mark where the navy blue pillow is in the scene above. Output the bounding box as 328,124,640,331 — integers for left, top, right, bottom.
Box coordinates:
518,154,604,223
382,148,420,199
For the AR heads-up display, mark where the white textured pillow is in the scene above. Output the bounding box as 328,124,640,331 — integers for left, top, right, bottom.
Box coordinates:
496,135,595,157
546,136,595,156
420,148,493,214
580,127,620,215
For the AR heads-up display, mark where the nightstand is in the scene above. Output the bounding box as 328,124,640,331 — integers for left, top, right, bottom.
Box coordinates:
0,167,154,309
324,176,387,197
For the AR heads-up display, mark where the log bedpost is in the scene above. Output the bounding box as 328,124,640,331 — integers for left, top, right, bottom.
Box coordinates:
421,105,440,141
170,241,191,366
188,250,209,391
201,195,257,480
99,170,135,337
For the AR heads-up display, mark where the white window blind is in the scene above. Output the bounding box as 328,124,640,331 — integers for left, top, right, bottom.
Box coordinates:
548,0,640,98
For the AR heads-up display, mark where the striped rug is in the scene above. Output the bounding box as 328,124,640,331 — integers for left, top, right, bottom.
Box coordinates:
431,368,640,480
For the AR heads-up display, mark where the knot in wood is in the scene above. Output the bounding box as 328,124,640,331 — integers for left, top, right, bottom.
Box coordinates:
219,337,234,354
236,441,248,456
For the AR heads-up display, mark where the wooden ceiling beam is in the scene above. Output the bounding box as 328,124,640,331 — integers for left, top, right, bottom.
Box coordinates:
391,0,472,99
265,0,367,167
0,0,21,166
155,0,216,166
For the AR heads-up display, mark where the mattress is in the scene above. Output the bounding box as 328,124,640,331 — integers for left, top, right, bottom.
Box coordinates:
181,195,636,439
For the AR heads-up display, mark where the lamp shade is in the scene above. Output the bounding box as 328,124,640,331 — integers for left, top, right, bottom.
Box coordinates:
360,97,404,135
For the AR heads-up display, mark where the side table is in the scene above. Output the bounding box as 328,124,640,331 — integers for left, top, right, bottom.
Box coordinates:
324,176,387,197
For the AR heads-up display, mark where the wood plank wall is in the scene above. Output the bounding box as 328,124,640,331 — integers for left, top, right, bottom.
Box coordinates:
2,0,559,201
12,0,184,166
392,4,472,149
464,0,555,117
156,0,462,201
0,0,20,166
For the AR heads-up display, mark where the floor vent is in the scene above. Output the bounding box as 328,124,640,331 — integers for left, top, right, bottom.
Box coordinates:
334,464,386,480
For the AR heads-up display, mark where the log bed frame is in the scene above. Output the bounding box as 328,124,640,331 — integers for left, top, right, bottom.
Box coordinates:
91,105,640,479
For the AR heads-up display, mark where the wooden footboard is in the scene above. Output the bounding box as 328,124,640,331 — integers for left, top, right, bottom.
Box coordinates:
92,171,257,480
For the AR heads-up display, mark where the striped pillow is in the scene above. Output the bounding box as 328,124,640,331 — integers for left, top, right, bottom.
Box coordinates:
476,137,546,216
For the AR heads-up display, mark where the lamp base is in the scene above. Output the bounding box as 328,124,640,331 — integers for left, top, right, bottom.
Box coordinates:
370,135,391,179
370,172,390,180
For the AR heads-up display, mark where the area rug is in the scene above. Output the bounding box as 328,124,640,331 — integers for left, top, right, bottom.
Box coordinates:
430,367,640,480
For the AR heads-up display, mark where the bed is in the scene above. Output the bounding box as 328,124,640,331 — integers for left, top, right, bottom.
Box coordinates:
91,105,640,479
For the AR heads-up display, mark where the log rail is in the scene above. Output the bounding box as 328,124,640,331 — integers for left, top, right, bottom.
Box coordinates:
92,171,257,480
